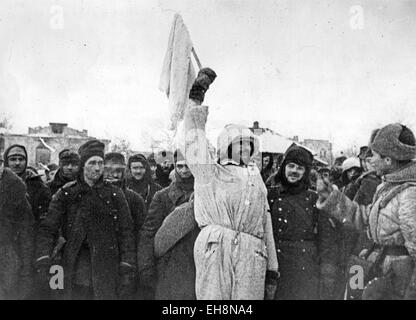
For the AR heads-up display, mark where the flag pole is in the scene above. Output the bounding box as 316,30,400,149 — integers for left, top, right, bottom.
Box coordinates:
191,47,202,70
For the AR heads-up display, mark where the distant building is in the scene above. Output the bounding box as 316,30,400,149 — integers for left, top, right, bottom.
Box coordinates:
248,121,334,168
0,122,110,169
301,139,333,165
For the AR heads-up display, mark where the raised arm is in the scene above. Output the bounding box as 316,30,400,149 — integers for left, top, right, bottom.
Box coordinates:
179,68,217,183
316,177,370,232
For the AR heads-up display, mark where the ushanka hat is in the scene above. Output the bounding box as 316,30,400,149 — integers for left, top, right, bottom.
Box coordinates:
59,149,80,164
78,139,105,168
104,152,126,165
370,123,416,161
283,144,314,168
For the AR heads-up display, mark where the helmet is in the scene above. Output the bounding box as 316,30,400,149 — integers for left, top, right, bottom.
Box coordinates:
342,157,361,173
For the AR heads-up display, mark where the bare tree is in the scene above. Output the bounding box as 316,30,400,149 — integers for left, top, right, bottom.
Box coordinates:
111,137,134,160
0,115,12,133
141,123,175,153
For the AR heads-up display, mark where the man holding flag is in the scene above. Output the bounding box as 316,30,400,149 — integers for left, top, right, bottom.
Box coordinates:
159,14,279,300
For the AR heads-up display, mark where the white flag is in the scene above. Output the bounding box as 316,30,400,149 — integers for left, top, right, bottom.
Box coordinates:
159,13,196,130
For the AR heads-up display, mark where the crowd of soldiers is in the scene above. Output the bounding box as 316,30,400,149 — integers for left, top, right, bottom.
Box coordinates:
1,68,416,300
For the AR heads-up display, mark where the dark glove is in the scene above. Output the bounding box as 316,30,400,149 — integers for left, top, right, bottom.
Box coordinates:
189,68,217,103
265,284,277,300
264,270,279,300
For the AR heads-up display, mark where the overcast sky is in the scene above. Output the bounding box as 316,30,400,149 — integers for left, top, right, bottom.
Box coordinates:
1,0,416,153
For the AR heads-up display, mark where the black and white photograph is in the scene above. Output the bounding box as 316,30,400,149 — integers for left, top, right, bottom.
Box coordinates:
1,0,416,304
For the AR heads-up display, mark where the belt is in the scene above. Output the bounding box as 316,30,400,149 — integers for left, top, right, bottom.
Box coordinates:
278,238,315,242
204,224,262,241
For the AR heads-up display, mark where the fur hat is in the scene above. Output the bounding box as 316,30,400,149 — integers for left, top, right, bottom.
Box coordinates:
370,123,416,161
128,154,147,168
78,139,105,168
283,144,314,168
59,149,80,164
104,152,126,165
274,144,314,187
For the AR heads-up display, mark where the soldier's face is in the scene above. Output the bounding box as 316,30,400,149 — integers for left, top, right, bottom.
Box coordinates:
320,171,330,179
365,157,375,172
130,161,146,181
369,151,391,176
61,161,79,180
83,156,104,183
104,161,125,183
230,140,252,166
263,156,270,167
334,162,343,172
346,168,360,181
7,155,26,175
285,162,306,184
175,160,192,179
161,160,171,169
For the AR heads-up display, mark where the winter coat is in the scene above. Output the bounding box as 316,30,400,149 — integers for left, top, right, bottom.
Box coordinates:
353,171,382,206
0,168,35,299
124,187,147,239
328,172,381,299
25,171,51,224
330,170,344,190
155,165,174,188
179,102,278,300
153,199,199,300
36,179,136,300
317,161,416,299
47,169,74,196
343,181,360,201
3,145,51,223
137,178,193,299
267,180,337,299
126,177,162,211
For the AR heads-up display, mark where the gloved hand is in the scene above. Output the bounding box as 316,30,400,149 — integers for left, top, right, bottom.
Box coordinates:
189,68,217,103
316,176,334,202
265,284,277,300
264,270,279,300
195,68,217,90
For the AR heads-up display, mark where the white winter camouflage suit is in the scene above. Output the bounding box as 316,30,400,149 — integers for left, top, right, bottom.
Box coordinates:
179,101,278,300
317,161,416,299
